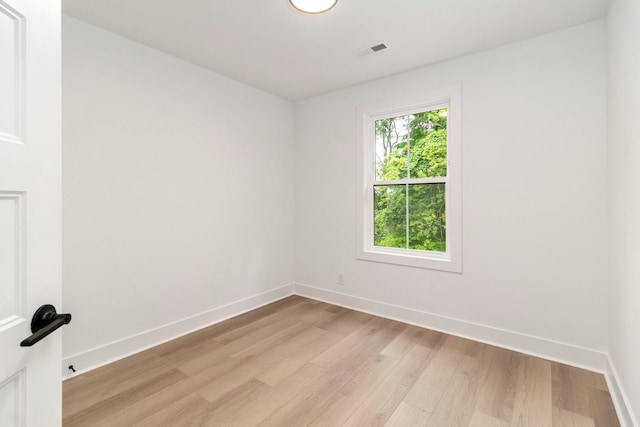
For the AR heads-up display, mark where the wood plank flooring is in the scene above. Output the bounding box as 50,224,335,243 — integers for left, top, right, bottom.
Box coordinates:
63,296,620,426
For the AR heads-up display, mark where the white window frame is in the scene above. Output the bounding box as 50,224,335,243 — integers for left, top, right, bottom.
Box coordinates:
356,85,462,272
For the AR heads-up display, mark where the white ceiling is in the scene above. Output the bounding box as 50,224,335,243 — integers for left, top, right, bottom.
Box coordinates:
62,0,610,101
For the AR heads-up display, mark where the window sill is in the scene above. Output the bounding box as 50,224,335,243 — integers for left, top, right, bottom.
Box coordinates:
357,247,461,273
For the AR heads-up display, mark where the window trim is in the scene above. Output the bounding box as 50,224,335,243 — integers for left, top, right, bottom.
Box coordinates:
356,85,462,273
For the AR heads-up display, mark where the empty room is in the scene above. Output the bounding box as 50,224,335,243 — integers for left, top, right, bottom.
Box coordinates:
1,0,638,426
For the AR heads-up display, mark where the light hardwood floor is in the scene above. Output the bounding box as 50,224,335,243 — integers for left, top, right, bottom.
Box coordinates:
63,296,620,426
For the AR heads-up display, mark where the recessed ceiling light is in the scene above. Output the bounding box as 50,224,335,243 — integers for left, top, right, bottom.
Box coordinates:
289,0,338,14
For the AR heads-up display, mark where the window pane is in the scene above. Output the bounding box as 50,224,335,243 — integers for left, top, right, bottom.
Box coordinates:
374,185,406,248
375,116,409,180
408,108,448,178
408,183,446,252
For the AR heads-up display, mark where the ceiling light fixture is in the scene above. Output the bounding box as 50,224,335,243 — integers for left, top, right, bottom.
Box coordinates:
289,0,338,14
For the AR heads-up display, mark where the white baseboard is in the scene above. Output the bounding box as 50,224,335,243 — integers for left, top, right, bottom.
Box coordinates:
62,284,295,380
605,355,639,427
293,283,608,373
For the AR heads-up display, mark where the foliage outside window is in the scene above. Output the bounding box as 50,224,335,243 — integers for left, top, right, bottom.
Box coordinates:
374,109,448,252
357,87,461,272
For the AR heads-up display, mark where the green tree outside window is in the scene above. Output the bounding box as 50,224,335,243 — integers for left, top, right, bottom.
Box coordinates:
374,109,448,252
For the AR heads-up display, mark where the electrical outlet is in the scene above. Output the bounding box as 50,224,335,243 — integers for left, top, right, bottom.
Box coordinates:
337,273,344,285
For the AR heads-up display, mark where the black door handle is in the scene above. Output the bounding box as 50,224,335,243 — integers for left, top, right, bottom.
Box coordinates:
20,304,72,347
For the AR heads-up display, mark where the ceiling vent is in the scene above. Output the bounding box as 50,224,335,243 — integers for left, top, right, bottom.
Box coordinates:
353,43,388,57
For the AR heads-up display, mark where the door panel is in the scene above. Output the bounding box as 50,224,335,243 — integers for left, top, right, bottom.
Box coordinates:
0,0,62,425
0,193,24,321
0,373,24,426
0,0,24,144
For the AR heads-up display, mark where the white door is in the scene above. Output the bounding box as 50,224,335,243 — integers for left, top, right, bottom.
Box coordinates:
0,0,62,425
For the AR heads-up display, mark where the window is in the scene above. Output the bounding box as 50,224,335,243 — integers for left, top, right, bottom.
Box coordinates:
357,86,461,272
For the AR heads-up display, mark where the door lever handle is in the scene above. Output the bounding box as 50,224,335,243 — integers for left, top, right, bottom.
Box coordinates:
20,304,72,347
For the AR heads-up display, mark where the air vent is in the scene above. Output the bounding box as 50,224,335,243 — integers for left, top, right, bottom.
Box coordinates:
353,42,389,57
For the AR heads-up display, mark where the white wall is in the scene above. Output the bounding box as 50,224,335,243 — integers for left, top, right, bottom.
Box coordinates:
62,16,295,366
607,0,640,423
294,22,608,359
